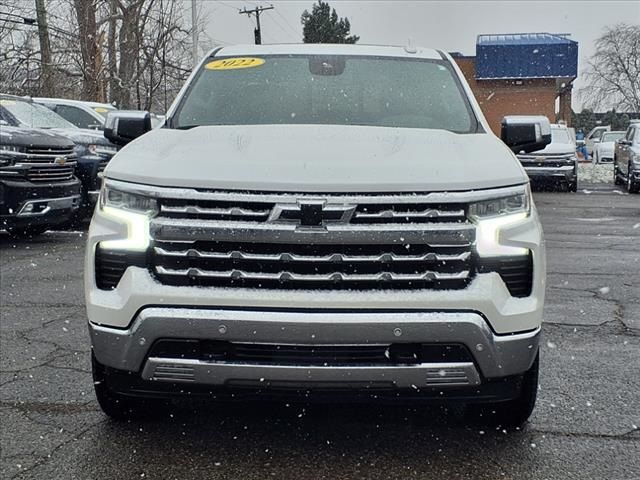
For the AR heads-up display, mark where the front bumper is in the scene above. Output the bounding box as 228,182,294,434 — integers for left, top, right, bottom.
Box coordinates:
1,177,81,229
90,308,540,389
520,164,576,183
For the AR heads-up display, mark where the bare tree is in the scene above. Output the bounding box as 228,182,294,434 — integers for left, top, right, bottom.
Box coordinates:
0,0,196,112
73,0,100,100
581,23,640,112
34,0,54,95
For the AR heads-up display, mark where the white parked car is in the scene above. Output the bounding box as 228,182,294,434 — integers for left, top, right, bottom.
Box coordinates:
34,98,117,130
593,131,625,164
585,125,610,157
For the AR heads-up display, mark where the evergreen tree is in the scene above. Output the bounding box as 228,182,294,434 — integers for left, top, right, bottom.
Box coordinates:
301,1,359,44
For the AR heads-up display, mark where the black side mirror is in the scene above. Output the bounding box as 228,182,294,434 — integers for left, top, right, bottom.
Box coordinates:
501,115,552,154
103,111,152,146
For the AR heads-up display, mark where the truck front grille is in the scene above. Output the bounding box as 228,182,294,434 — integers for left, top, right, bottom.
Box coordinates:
151,240,473,290
27,165,75,182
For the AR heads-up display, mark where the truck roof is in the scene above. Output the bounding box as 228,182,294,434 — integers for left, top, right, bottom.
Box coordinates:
211,43,443,60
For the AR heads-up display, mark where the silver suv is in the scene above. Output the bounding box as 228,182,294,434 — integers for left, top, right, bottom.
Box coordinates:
85,44,547,426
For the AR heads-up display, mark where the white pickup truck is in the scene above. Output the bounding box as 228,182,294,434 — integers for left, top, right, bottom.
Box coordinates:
85,44,549,426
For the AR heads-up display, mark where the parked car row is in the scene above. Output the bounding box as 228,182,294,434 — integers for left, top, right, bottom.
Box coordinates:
0,94,167,237
512,120,639,194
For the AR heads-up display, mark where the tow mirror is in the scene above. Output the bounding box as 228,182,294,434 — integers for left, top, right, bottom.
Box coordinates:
103,111,152,146
501,116,552,154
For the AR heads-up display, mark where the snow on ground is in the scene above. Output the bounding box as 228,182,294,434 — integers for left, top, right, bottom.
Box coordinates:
578,162,614,183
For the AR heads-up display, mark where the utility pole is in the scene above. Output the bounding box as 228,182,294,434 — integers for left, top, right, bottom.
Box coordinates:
191,0,198,67
34,0,54,96
239,5,274,45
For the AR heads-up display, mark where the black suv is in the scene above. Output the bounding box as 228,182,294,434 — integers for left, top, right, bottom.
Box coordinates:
0,95,118,219
0,124,81,237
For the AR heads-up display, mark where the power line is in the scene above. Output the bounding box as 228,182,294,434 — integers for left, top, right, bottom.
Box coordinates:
265,10,297,42
238,4,273,45
274,9,299,40
214,1,241,12
0,11,78,39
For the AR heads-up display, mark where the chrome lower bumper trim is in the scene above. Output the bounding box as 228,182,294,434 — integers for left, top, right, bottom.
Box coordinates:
141,358,481,388
17,195,81,217
524,166,574,173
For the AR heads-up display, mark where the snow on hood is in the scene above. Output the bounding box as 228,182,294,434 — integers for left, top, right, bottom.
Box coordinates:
105,124,527,193
530,141,575,156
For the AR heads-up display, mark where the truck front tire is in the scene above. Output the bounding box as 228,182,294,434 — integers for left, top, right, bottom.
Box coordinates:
466,353,539,428
92,353,170,421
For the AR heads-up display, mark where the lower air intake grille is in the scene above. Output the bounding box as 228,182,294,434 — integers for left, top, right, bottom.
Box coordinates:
478,254,533,297
95,246,146,290
147,340,474,366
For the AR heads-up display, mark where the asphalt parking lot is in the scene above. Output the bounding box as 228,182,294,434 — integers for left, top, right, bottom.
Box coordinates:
1,186,639,480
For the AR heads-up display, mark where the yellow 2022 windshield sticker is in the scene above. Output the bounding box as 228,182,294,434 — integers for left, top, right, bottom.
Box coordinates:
205,57,265,71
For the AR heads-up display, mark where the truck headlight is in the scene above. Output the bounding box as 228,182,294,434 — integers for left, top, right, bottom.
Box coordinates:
469,185,531,257
98,182,157,251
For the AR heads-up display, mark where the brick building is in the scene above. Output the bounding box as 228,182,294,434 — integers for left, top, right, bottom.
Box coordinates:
452,33,578,135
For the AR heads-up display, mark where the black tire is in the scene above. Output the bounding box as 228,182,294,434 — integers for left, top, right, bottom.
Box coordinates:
614,161,623,185
628,163,639,194
466,354,539,428
92,352,170,421
567,181,578,192
5,226,48,238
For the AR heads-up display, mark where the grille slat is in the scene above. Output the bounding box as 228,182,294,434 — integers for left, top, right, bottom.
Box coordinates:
25,146,75,156
153,246,471,264
155,266,471,283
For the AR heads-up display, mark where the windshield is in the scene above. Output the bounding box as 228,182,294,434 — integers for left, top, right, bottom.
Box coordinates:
174,55,477,132
551,128,572,144
0,98,76,129
601,132,625,142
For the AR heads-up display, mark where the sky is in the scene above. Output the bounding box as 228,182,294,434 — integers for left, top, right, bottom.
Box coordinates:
197,0,640,111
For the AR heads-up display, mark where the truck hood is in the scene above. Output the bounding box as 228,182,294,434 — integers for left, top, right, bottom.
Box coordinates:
50,127,114,147
0,125,75,149
105,125,527,192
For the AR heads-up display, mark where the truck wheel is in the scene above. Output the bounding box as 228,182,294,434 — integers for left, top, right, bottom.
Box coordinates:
92,353,170,421
6,226,48,238
567,180,577,192
628,164,639,194
467,354,539,428
613,162,623,185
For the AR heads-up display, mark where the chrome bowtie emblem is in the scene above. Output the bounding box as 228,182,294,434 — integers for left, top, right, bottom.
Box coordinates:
269,200,355,229
54,156,67,165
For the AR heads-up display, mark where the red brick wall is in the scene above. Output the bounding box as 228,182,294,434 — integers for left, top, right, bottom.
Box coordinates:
455,57,559,135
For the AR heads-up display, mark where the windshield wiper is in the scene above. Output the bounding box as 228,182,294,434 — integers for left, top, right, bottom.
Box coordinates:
175,125,200,130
